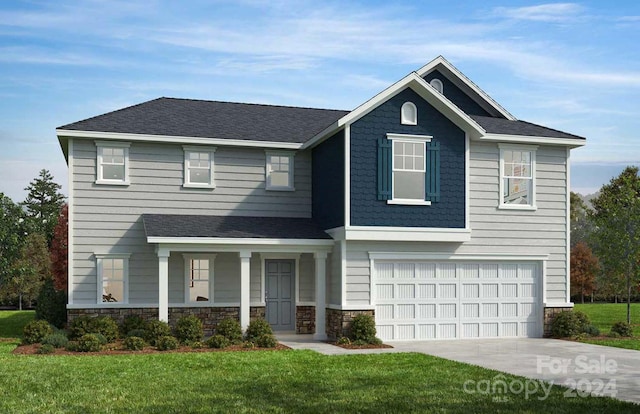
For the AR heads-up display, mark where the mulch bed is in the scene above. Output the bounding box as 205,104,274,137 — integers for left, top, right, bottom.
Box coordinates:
12,341,290,356
327,342,393,350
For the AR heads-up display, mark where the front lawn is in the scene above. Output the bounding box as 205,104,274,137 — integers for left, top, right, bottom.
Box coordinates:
0,342,637,413
573,303,640,350
0,310,35,339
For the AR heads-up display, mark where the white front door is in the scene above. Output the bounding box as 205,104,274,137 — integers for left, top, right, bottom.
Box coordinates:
374,261,541,341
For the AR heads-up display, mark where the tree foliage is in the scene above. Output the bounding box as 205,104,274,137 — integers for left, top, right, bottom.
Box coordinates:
4,233,51,309
50,204,68,292
570,192,593,247
0,194,24,290
589,166,640,323
570,242,599,303
22,169,65,245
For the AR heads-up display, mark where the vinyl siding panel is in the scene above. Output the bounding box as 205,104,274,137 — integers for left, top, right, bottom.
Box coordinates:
344,142,568,305
71,139,312,305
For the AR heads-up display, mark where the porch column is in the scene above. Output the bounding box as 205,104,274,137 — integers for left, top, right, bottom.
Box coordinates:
158,249,170,322
239,250,252,330
314,251,328,340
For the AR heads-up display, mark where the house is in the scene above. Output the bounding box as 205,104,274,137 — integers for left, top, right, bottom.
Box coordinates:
56,56,585,341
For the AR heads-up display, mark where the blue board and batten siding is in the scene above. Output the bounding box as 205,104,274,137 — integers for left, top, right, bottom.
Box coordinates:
312,130,345,229
350,88,466,228
423,70,493,118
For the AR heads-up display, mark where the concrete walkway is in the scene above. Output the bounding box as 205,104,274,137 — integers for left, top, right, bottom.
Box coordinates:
277,334,640,404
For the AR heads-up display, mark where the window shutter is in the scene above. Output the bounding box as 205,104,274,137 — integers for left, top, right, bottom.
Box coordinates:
377,137,392,200
425,141,440,202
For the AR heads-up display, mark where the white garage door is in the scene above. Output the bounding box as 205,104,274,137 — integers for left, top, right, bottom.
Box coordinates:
374,261,541,341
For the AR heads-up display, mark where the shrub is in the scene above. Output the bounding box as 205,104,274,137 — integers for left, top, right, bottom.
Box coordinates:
352,339,369,346
242,341,255,349
127,328,146,338
37,344,55,354
90,317,119,342
35,278,67,329
156,335,179,351
216,318,243,344
65,341,78,352
245,318,273,342
611,321,633,337
583,324,601,337
550,311,592,338
336,336,351,345
76,334,102,352
23,320,54,344
191,341,205,349
256,334,277,348
68,316,94,339
608,331,621,338
174,315,204,344
350,314,377,343
41,332,69,348
123,336,146,351
120,315,148,336
206,334,230,349
144,320,172,346
93,333,108,345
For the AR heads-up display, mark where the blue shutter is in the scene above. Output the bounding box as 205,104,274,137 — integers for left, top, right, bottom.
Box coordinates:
377,137,392,200
426,140,440,202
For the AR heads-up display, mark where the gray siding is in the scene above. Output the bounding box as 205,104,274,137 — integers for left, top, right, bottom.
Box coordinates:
71,139,312,305
327,243,342,306
345,142,568,305
298,253,315,302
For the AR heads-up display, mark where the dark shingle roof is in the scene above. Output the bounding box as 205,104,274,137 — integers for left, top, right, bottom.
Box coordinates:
470,115,585,140
142,214,332,239
58,97,349,144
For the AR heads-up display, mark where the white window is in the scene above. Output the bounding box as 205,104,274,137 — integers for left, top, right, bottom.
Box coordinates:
183,146,216,188
499,144,537,210
388,134,432,205
183,254,216,303
95,254,130,303
95,141,130,185
401,102,417,125
265,151,294,191
430,78,444,94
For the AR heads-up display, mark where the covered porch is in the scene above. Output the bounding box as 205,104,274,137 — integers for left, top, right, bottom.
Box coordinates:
143,214,334,339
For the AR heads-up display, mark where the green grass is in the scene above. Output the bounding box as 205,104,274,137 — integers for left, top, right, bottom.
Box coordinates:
0,311,637,413
573,303,640,350
0,310,35,338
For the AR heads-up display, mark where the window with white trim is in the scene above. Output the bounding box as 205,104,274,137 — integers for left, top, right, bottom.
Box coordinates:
265,151,294,191
499,145,537,209
183,146,216,188
430,78,444,94
183,254,216,303
95,141,130,185
96,254,130,303
400,102,417,125
389,135,432,205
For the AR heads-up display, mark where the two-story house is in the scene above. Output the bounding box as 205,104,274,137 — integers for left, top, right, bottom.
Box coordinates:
56,56,585,341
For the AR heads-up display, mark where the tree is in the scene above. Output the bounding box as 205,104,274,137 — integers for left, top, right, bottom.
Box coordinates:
22,169,65,245
570,192,593,247
5,233,51,309
0,194,26,304
50,204,68,292
589,166,640,323
570,242,599,303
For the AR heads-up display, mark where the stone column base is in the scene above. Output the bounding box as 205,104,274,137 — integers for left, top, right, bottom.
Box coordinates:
326,308,375,340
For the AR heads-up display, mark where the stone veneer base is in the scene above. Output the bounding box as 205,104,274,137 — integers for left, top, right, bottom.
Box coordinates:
326,308,375,340
68,306,266,337
295,306,315,334
543,306,572,337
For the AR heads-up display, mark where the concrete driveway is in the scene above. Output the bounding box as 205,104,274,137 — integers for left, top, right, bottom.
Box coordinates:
392,338,640,404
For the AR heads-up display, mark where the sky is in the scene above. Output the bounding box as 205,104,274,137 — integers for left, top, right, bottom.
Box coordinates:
0,0,639,202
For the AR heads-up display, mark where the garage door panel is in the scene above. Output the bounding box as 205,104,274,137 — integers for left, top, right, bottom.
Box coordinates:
374,260,541,341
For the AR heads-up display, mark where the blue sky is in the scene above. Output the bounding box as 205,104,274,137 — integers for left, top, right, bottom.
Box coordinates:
1,0,639,202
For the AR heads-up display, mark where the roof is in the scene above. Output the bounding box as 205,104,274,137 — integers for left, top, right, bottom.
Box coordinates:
470,115,585,140
58,97,348,144
142,214,332,240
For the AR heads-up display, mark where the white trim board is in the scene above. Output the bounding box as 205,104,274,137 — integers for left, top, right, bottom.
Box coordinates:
326,226,471,242
368,252,549,261
148,237,334,246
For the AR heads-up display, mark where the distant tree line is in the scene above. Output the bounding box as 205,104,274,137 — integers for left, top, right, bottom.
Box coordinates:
0,169,67,321
571,166,640,324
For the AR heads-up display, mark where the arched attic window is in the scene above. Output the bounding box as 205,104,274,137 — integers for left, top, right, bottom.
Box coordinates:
430,78,443,94
401,102,417,125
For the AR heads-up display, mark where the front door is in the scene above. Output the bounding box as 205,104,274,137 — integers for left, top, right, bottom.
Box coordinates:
265,260,295,331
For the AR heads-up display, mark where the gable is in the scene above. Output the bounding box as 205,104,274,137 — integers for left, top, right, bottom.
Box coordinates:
423,69,492,117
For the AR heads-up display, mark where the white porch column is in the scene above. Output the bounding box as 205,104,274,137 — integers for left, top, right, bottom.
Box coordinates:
239,250,252,331
313,251,328,340
158,249,170,322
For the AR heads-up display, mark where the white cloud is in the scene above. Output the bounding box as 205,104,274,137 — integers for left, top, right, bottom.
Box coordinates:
491,3,585,23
